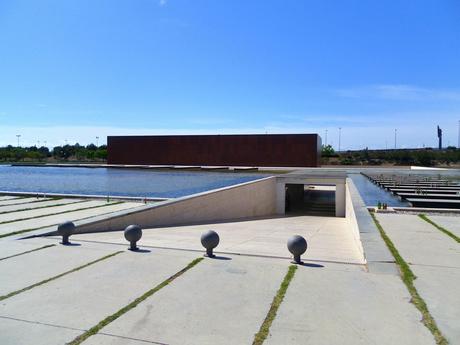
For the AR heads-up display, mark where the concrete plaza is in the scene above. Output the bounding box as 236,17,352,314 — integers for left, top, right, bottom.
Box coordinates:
0,191,459,344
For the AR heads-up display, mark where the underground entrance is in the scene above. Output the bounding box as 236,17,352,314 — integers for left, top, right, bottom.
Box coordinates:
285,183,336,216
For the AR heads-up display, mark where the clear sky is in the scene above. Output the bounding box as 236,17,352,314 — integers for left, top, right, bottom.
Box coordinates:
0,0,459,150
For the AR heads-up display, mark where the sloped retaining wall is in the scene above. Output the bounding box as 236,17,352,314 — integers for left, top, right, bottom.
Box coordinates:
72,176,277,234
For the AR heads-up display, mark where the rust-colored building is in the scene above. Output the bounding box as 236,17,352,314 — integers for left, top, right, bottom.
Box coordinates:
107,134,321,167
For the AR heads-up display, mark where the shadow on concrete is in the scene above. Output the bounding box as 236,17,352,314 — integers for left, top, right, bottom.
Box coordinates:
129,248,152,253
209,255,232,261
299,262,324,268
61,242,81,247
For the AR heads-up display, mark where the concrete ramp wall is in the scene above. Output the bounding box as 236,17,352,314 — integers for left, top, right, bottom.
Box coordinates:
345,177,397,274
73,176,277,234
345,178,365,259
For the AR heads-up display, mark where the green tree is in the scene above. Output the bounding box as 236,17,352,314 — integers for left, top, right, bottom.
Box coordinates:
321,144,335,157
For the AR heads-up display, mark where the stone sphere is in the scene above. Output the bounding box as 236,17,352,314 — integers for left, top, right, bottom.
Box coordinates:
124,224,142,242
287,235,308,256
200,230,220,250
57,221,75,236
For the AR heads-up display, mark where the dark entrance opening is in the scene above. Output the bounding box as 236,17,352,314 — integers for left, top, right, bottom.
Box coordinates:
285,184,335,216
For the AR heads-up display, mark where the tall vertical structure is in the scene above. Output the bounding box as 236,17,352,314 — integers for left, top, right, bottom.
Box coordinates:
437,125,442,150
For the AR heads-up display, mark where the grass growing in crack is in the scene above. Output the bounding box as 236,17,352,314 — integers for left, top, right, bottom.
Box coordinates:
0,201,124,238
252,264,297,345
68,257,204,345
0,200,87,215
418,214,460,243
0,198,52,206
0,244,55,261
0,251,123,302
370,212,448,345
0,201,123,225
0,226,52,239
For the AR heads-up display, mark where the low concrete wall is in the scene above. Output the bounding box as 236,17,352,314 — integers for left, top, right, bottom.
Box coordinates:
345,179,364,259
346,177,398,275
73,176,277,234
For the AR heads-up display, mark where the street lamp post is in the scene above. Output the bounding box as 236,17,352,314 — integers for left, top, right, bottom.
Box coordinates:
338,127,342,152
394,129,397,149
458,120,460,148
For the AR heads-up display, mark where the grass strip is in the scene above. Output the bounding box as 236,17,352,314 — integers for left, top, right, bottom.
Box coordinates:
0,226,52,239
0,251,123,302
0,198,54,207
0,244,55,261
0,201,123,225
0,199,87,215
370,212,448,345
252,264,297,345
418,214,460,243
0,202,125,238
68,257,204,345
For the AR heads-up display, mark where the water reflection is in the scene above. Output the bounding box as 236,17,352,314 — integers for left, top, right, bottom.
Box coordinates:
0,166,268,198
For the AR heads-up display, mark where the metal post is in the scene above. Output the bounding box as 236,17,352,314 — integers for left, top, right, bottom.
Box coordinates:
458,120,460,148
338,127,341,152
394,129,397,149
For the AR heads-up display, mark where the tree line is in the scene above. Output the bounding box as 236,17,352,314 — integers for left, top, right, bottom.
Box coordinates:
0,144,107,162
321,145,460,166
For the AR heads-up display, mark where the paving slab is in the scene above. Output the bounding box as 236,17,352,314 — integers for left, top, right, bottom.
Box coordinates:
377,213,460,344
0,197,50,207
0,200,109,223
0,202,142,237
0,237,56,260
265,264,434,345
0,249,199,345
81,255,290,345
82,334,156,345
0,317,82,345
0,241,120,296
413,265,460,343
376,214,460,268
0,198,85,214
74,215,365,265
428,215,460,238
0,196,21,201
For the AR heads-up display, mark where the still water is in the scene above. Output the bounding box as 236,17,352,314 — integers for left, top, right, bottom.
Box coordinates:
349,173,410,207
0,165,268,198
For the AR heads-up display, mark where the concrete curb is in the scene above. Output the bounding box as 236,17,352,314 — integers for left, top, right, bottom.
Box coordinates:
347,178,399,275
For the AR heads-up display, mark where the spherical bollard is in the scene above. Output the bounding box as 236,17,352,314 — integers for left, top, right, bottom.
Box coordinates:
200,230,220,258
124,224,142,251
287,235,308,264
57,221,75,245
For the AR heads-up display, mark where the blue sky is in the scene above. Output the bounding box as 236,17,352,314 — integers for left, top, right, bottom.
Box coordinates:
0,0,459,149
